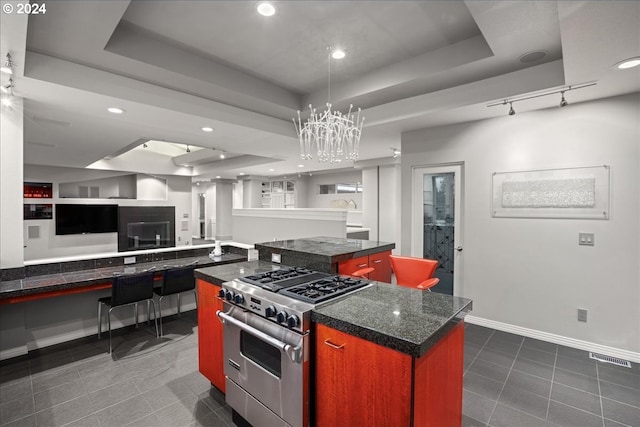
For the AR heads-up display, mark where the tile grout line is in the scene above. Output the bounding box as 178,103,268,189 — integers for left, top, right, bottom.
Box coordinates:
544,343,558,423
463,330,494,377
484,335,525,426
596,362,606,427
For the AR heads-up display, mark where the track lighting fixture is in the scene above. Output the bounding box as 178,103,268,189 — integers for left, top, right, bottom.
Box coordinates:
487,82,596,116
559,91,568,107
391,148,401,158
0,78,13,94
1,53,14,74
142,143,148,148
186,145,191,153
220,151,226,159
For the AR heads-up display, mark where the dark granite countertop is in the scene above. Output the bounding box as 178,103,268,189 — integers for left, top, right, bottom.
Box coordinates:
254,236,395,264
194,260,277,286
0,253,245,301
312,283,472,358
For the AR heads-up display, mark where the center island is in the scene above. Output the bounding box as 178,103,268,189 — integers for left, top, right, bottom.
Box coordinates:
195,236,472,427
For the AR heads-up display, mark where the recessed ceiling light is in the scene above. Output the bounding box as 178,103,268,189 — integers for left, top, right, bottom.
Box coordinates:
220,152,226,159
107,107,125,114
1,97,12,107
257,2,276,17
298,164,304,168
202,126,213,132
332,49,346,59
615,57,640,70
268,168,275,172
216,175,221,179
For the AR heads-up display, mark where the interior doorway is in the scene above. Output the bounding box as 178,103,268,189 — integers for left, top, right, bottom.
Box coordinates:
198,193,205,239
412,164,463,296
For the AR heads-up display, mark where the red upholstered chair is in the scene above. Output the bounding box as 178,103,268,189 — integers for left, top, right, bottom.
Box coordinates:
389,255,440,291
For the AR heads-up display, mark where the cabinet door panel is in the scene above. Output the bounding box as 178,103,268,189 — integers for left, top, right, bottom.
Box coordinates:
315,323,412,427
369,250,392,283
197,279,225,392
337,255,369,276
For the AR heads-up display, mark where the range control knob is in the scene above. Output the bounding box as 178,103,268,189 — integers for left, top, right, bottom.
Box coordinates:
225,290,235,301
265,305,277,318
276,311,288,324
287,314,300,328
217,289,225,298
233,293,245,304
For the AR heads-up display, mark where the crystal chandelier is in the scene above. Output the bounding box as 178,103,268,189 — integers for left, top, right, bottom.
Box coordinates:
293,47,365,163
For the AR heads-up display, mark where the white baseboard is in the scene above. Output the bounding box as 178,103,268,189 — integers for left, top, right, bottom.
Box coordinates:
465,315,640,363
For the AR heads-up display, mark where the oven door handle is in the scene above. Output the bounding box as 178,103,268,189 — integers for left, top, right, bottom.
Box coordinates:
216,310,302,364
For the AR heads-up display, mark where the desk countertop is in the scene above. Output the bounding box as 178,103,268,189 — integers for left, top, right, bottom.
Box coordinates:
0,253,245,301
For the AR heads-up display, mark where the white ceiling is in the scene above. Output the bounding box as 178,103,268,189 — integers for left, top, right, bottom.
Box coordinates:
1,0,639,181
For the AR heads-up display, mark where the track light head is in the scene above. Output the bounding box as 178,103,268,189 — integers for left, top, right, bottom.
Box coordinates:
186,145,191,153
220,151,225,159
559,92,568,107
508,102,515,116
142,143,148,148
1,53,14,74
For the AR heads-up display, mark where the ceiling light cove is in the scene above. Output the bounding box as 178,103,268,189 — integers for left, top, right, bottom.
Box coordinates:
107,107,125,114
616,57,640,69
202,126,213,132
257,2,276,17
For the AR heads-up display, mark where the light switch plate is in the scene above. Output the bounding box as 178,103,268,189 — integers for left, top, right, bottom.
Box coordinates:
271,253,281,263
579,233,595,246
578,308,588,322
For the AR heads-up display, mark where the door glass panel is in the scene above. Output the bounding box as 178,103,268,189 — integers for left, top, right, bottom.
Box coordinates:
240,331,281,377
423,172,455,295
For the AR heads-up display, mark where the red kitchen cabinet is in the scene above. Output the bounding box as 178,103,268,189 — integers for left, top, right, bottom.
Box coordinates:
315,323,412,427
315,321,465,427
337,250,392,283
368,250,392,282
197,279,225,393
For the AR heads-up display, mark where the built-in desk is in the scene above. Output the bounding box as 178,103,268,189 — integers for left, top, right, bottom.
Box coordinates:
0,247,247,360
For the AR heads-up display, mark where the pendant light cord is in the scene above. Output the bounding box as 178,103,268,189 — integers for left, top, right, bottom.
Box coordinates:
327,46,331,104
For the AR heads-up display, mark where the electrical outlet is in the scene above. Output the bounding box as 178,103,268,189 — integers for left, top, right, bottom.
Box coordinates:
578,308,588,322
579,233,595,246
271,253,281,263
123,256,136,265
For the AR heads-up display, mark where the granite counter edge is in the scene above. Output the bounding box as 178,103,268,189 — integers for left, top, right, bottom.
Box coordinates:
311,303,472,358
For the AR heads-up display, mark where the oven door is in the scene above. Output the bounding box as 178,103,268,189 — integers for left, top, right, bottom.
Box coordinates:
217,303,309,427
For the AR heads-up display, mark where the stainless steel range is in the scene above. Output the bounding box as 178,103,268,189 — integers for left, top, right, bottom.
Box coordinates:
216,267,370,427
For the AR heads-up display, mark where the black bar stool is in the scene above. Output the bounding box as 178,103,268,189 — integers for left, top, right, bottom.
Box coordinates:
98,269,159,353
154,262,198,336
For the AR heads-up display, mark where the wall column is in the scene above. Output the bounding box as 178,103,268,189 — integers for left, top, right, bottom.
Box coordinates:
241,175,266,208
0,97,25,271
214,179,235,241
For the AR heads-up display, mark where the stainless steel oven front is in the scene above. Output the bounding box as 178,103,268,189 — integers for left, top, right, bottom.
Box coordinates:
217,302,310,427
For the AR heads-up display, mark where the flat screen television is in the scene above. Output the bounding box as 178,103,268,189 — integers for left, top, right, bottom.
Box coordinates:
55,204,118,235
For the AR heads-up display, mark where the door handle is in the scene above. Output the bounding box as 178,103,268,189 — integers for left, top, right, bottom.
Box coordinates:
217,310,302,363
454,246,463,252
324,339,345,350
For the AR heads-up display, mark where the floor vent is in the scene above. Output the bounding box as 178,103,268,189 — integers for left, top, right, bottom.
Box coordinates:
589,352,631,368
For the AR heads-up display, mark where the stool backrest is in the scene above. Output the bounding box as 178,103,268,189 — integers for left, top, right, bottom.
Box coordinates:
389,255,438,288
160,265,196,296
111,270,156,307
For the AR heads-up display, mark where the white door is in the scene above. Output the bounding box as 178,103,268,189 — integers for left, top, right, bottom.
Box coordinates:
412,164,463,296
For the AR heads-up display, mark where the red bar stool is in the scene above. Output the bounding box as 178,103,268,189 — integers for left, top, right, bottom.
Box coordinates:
389,255,440,291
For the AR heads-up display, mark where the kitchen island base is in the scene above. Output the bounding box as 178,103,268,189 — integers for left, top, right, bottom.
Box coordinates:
314,320,464,427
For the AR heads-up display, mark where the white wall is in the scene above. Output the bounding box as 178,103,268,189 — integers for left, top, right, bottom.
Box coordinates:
232,209,347,245
0,98,25,269
304,170,363,209
401,93,640,355
23,165,194,260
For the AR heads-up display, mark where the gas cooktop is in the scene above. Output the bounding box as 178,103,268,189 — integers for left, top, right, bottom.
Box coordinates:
279,275,369,304
238,267,330,292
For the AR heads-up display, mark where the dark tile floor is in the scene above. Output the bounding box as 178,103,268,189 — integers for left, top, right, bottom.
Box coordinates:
463,324,640,427
0,315,638,427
